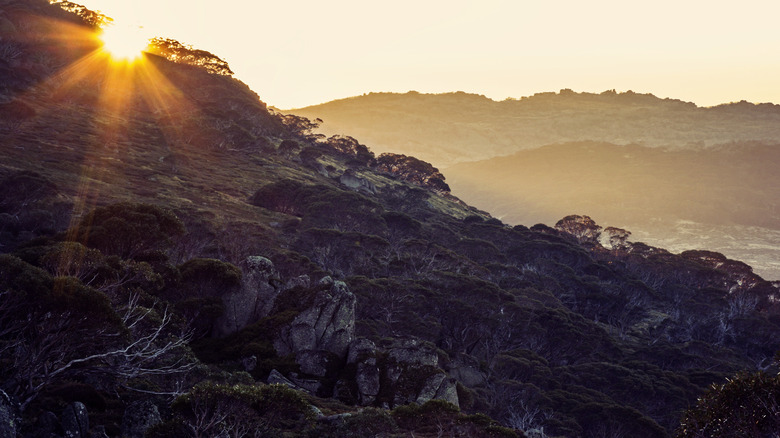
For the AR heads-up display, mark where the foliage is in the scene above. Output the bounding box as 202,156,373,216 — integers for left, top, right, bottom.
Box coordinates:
52,0,112,27
170,382,315,437
147,37,233,76
73,202,185,259
676,371,780,438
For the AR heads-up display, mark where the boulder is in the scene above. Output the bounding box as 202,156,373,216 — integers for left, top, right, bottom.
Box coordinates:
121,400,161,438
0,390,18,438
90,425,109,438
387,338,439,367
447,353,487,387
34,411,61,438
339,170,376,194
348,339,380,405
296,350,337,377
61,402,89,438
382,338,459,408
215,256,281,336
274,280,355,358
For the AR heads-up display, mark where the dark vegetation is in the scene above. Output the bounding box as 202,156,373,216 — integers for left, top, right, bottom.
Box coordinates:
0,2,778,437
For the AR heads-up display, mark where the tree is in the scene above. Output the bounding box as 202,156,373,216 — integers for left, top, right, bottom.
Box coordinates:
147,37,233,76
0,255,193,411
676,370,780,437
52,0,112,27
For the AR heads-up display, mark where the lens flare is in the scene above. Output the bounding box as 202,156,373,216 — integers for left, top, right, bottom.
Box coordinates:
99,23,149,61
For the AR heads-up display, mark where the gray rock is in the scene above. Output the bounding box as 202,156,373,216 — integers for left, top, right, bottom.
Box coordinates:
215,256,281,336
274,281,355,357
61,402,89,438
339,171,376,194
355,360,381,405
382,338,459,408
90,425,109,438
0,390,18,438
286,274,311,290
121,400,161,438
296,350,334,377
347,338,377,364
288,373,323,395
387,338,438,367
267,369,297,388
35,411,61,438
447,353,486,387
242,355,258,372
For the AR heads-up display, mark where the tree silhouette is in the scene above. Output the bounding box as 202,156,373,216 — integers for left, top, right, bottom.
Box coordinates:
147,37,233,76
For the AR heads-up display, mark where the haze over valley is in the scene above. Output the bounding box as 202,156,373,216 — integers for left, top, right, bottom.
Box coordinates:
295,91,780,280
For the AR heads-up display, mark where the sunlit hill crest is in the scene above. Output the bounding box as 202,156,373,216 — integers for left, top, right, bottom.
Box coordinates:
1,2,779,438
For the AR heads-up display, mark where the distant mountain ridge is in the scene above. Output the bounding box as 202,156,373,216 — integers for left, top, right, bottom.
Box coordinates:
291,90,780,167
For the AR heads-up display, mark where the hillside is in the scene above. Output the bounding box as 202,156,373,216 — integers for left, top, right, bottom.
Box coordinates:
290,90,780,168
445,141,780,280
1,2,780,438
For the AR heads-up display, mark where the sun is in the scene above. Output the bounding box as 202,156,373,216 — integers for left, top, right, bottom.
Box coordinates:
99,23,150,61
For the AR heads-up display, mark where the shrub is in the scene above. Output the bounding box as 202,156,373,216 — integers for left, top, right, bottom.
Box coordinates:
73,202,185,259
171,382,315,436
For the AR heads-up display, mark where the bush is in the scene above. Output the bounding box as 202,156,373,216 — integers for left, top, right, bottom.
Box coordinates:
676,371,780,437
171,382,315,436
73,202,185,259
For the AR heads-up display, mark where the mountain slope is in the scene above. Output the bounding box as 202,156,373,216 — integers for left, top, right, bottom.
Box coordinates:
290,90,780,168
1,3,779,438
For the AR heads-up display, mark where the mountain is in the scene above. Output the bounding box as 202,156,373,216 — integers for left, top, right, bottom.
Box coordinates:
1,2,779,438
445,141,780,280
290,90,780,168
293,91,780,282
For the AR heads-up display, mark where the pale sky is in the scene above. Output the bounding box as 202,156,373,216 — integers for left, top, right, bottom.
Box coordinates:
78,0,780,109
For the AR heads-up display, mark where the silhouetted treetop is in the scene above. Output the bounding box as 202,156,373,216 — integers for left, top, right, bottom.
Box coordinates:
147,37,233,76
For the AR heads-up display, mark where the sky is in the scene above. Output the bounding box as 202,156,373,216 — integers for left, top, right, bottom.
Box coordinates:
77,0,780,110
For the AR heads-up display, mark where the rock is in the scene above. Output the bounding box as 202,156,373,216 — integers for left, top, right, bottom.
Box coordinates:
215,255,281,336
296,350,336,377
274,280,355,358
0,390,18,438
382,338,459,408
90,425,109,438
339,170,376,194
447,353,486,387
61,402,89,438
348,339,380,405
242,355,258,372
288,373,323,395
285,274,311,290
355,361,381,405
121,400,161,438
267,369,298,388
347,338,377,364
34,411,61,438
387,338,439,367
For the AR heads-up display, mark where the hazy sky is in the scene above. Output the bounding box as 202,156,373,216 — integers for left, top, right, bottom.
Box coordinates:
78,0,780,109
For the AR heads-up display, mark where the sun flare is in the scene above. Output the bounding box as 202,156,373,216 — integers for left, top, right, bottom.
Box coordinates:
99,23,149,61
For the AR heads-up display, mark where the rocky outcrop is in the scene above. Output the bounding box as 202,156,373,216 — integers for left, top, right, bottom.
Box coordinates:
447,353,487,388
61,402,89,438
348,338,381,405
273,278,355,358
121,400,161,438
0,390,17,438
383,338,459,408
215,255,281,336
339,170,376,195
